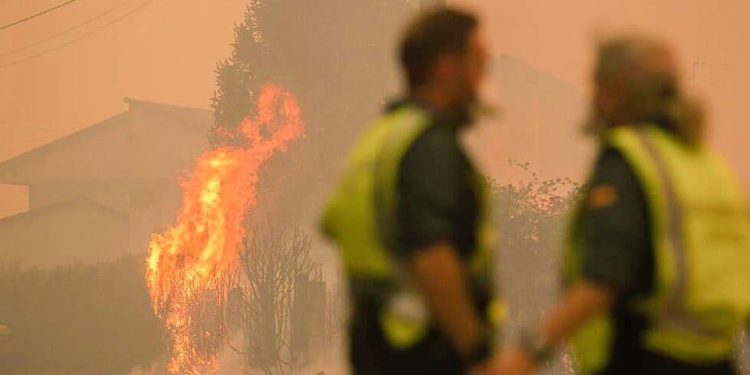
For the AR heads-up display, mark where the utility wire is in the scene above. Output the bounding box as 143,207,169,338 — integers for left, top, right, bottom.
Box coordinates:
0,0,140,58
0,0,80,31
0,0,157,69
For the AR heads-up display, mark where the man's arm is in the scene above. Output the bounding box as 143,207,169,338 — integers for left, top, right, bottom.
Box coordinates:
492,282,614,375
540,147,648,347
320,192,340,240
409,241,488,357
494,147,650,375
537,281,615,346
395,125,491,370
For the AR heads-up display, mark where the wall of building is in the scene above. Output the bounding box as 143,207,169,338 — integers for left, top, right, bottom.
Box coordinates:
0,203,128,270
28,181,130,212
127,108,211,181
4,105,214,263
478,56,592,184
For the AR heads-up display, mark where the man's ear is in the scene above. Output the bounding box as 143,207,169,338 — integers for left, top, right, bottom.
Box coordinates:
598,83,620,111
432,54,458,83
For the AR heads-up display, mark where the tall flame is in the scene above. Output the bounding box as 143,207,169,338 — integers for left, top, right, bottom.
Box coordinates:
146,84,303,374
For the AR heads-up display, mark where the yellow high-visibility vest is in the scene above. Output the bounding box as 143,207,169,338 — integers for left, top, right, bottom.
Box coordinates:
566,124,750,373
321,104,503,349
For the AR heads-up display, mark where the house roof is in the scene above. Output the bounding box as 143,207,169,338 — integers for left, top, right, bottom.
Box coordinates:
124,98,213,131
0,113,131,183
0,198,128,228
0,99,212,184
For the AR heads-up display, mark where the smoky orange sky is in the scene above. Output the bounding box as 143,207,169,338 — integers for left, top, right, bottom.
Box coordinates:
2,0,749,216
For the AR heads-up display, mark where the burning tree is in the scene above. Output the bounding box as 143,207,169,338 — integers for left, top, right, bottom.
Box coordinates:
187,0,418,371
146,85,304,375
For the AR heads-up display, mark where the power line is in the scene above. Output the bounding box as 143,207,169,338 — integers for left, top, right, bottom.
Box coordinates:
0,0,81,31
0,0,157,69
0,0,140,58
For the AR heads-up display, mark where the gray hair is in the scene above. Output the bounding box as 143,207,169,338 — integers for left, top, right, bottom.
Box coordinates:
595,34,704,144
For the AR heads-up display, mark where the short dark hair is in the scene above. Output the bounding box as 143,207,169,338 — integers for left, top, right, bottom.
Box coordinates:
399,8,479,90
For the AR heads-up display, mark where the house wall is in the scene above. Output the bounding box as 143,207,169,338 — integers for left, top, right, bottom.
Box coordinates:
488,56,592,183
29,181,131,212
0,102,215,269
7,104,209,210
26,178,187,256
128,109,210,181
0,204,128,270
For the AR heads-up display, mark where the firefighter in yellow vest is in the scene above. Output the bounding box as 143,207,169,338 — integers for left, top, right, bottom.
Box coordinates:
495,34,750,375
320,8,502,375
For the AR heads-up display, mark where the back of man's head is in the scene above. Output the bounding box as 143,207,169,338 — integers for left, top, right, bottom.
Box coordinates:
595,34,704,144
399,8,478,91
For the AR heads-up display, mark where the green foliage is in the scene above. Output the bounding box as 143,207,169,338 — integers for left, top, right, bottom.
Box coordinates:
491,162,582,220
0,256,163,374
490,162,582,259
210,2,269,146
209,0,418,152
490,162,583,374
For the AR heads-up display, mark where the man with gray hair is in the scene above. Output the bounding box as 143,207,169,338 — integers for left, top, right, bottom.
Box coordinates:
494,34,750,375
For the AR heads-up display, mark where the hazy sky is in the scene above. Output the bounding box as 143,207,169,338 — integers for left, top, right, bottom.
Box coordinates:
466,0,750,161
2,0,749,215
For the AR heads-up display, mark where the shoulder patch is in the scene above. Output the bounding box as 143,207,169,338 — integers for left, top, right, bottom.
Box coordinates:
587,184,619,209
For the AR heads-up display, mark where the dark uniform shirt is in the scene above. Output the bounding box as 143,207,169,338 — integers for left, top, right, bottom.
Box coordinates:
579,121,736,375
348,100,486,375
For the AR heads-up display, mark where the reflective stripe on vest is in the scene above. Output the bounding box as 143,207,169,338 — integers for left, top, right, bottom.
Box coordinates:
633,128,726,340
625,127,750,362
321,105,500,349
568,125,750,371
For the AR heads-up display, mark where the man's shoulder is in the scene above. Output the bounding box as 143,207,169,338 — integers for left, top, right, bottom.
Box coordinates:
415,120,459,147
594,144,632,174
402,123,462,169
380,99,465,169
585,145,646,211
592,146,637,182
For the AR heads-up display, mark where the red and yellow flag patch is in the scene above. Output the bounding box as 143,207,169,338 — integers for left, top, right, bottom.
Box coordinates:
587,184,619,209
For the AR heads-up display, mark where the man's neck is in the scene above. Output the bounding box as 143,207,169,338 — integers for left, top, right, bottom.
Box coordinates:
411,87,453,118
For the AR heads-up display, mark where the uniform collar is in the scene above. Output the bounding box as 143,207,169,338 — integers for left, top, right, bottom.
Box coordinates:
384,97,471,129
637,113,678,135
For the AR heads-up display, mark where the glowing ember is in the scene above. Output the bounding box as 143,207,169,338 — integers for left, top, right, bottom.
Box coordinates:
146,84,304,374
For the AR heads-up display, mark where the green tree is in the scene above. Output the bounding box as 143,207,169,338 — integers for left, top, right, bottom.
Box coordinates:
491,162,583,374
209,1,419,217
209,2,269,146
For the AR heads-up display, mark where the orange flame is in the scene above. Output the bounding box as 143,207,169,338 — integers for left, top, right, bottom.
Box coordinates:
146,84,303,374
